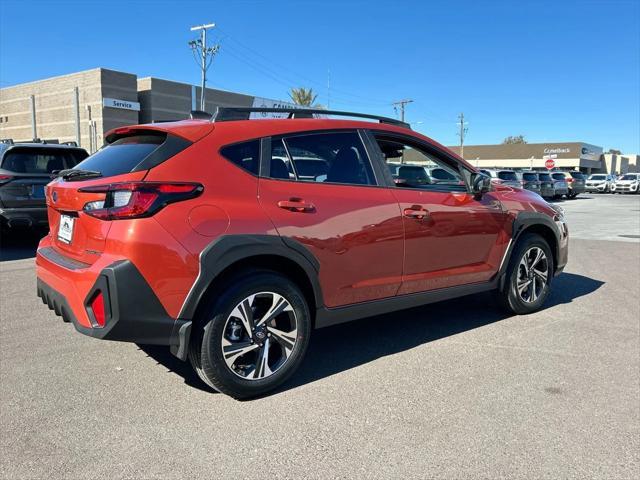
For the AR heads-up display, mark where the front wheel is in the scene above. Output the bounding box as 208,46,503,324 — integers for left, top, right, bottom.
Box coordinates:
189,271,311,399
498,234,554,315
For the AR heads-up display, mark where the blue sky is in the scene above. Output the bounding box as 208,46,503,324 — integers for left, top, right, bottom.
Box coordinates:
1,0,639,151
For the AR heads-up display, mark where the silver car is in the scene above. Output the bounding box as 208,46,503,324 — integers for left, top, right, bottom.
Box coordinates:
550,172,570,198
479,169,521,188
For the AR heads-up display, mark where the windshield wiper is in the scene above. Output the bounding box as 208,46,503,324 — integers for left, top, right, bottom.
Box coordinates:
54,169,102,181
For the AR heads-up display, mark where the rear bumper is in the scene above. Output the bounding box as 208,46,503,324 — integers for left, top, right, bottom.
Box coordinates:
0,206,48,228
36,246,187,348
569,185,585,194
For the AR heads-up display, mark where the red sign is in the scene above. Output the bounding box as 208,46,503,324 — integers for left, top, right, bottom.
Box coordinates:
545,158,555,170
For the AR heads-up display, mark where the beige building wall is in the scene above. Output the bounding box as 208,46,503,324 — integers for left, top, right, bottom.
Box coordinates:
0,68,138,152
137,77,254,123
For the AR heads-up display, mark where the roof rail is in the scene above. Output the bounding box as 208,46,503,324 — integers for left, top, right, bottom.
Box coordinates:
211,107,411,129
0,138,14,144
190,110,211,120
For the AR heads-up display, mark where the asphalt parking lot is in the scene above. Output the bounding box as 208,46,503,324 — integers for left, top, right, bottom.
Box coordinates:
1,193,639,479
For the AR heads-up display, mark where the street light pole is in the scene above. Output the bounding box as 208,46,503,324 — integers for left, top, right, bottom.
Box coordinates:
189,23,219,112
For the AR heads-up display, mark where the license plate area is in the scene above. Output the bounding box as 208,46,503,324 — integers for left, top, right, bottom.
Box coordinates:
58,214,75,244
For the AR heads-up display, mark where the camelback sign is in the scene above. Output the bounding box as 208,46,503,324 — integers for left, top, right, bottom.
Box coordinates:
250,97,302,118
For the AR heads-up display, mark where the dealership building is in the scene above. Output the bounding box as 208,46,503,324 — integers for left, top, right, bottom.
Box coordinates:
0,67,295,153
447,143,639,174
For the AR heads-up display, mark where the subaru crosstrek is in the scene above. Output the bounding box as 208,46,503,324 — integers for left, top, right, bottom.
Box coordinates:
36,108,568,399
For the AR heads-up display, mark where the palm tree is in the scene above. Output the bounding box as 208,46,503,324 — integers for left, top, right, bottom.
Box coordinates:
289,87,318,106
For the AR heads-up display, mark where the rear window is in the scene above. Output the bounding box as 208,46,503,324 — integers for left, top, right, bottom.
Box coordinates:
569,172,584,178
589,175,606,180
430,168,457,180
220,140,260,175
73,134,164,178
522,172,538,181
1,147,87,174
498,171,517,181
538,173,552,181
552,173,566,180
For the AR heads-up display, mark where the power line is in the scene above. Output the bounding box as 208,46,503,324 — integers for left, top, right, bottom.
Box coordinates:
392,99,413,122
457,112,469,158
188,23,220,111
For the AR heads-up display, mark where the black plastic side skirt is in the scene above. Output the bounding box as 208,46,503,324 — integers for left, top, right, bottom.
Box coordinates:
315,279,498,329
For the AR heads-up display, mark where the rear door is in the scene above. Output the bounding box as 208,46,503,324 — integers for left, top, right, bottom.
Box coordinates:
258,130,404,308
0,147,86,209
369,131,510,294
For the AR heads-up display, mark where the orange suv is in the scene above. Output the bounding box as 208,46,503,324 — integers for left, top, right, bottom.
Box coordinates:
36,108,568,398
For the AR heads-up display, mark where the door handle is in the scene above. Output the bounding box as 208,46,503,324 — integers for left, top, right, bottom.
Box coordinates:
403,206,429,219
277,198,316,213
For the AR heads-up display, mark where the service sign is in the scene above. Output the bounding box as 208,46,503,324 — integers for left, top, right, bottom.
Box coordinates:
103,97,141,111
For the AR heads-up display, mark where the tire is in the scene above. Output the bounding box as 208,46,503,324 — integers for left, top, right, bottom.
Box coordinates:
188,270,311,399
498,233,554,315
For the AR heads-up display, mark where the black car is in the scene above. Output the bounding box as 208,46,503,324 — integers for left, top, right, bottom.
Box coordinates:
517,171,542,194
0,140,88,230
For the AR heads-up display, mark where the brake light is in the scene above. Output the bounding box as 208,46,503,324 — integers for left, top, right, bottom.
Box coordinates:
90,291,106,327
0,174,13,184
567,177,574,183
79,182,203,220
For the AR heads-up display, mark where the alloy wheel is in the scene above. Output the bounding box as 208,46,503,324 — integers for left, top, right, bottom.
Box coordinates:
221,292,298,380
516,247,549,303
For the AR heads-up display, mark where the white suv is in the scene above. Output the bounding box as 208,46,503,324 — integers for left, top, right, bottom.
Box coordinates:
612,173,640,194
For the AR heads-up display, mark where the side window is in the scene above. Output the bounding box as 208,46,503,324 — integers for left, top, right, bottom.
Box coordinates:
270,131,375,186
374,135,466,191
220,140,260,175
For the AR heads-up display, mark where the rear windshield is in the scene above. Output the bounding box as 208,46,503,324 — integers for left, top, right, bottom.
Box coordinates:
569,172,584,178
538,173,552,181
430,168,457,180
73,134,165,178
552,173,566,180
522,172,538,181
498,171,517,181
1,147,87,174
589,175,606,180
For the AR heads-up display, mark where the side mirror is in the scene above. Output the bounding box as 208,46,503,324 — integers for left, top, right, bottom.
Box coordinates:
471,172,492,196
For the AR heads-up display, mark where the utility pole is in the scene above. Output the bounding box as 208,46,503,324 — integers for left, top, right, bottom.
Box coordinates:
457,113,468,158
189,23,219,112
392,99,413,122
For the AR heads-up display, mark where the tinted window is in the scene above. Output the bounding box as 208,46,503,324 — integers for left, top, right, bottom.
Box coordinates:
498,171,518,181
375,135,465,191
538,173,552,181
523,172,538,181
552,173,566,180
221,140,260,175
569,172,584,178
430,168,457,180
276,131,374,185
1,147,87,173
75,135,164,178
620,174,639,180
589,175,606,180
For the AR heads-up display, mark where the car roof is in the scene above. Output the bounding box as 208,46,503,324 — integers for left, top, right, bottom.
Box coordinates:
0,142,87,158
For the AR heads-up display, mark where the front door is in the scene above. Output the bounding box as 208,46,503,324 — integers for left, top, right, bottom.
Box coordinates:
258,130,404,308
370,132,510,295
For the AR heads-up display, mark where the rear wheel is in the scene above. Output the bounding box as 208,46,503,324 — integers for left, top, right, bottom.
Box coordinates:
498,234,553,315
188,271,311,399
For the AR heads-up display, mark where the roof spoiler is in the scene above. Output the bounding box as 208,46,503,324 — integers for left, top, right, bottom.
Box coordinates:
211,107,411,129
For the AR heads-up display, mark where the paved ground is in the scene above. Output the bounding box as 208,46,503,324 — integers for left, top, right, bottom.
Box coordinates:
1,194,639,479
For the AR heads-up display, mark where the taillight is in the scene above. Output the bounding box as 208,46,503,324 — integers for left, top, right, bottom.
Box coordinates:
0,174,13,184
89,291,106,327
567,177,574,183
79,182,203,220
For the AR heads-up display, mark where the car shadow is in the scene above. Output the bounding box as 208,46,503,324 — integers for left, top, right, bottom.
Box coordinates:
137,272,604,397
0,229,45,261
